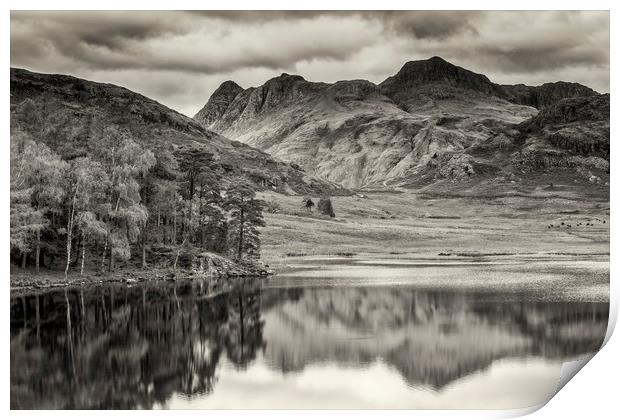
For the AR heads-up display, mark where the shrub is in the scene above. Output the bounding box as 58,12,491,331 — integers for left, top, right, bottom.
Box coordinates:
317,197,335,217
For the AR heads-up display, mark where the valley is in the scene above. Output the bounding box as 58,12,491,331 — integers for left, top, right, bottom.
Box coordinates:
9,57,610,287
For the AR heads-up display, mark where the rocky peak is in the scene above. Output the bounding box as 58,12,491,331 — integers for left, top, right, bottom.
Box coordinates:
517,93,609,160
275,72,304,81
326,79,381,100
379,56,497,99
242,73,326,115
216,80,244,96
499,81,598,109
194,80,244,127
262,73,309,93
519,93,609,131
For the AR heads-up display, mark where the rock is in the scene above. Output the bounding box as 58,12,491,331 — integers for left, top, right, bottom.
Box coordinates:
439,154,476,179
194,80,243,127
517,94,609,160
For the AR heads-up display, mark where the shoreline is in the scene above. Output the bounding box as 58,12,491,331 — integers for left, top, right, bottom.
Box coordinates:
10,250,609,296
10,262,272,296
262,250,610,271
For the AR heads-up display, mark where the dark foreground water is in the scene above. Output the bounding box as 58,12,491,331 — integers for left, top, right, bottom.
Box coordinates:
10,259,609,409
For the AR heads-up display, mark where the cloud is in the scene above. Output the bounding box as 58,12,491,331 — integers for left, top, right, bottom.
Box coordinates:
11,11,379,75
188,10,482,39
10,10,610,116
368,11,482,39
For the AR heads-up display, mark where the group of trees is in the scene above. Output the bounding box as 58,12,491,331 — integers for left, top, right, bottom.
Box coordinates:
10,124,266,276
302,196,335,217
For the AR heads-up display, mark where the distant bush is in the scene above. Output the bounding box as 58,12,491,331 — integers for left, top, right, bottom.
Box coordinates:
317,197,335,217
302,197,315,212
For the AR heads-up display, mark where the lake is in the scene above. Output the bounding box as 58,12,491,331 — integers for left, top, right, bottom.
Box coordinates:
10,257,609,409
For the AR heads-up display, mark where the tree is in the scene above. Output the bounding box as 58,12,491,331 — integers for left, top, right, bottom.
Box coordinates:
225,181,265,261
94,126,155,271
175,145,215,204
10,134,66,271
317,197,336,218
63,158,108,277
10,135,39,266
194,170,226,251
151,179,180,245
75,211,107,275
302,197,314,213
174,145,225,251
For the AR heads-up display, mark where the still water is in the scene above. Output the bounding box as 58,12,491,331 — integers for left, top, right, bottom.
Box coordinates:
10,258,609,409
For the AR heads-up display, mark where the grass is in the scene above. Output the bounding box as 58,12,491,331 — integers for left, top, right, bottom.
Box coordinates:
257,184,609,268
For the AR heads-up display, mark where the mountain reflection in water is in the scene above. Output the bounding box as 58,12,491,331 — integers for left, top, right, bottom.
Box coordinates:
10,279,607,409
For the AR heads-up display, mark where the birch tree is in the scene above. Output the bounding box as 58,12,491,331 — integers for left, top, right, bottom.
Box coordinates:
94,126,155,272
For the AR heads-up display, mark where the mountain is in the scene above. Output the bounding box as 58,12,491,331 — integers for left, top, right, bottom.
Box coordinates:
379,56,597,110
513,93,610,172
378,56,499,109
195,57,607,190
10,68,346,196
193,80,244,127
498,81,598,109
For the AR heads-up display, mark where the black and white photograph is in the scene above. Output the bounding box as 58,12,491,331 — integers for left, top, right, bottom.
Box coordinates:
7,6,612,411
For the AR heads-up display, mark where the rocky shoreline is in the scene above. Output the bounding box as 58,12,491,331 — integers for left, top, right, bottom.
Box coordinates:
10,253,273,296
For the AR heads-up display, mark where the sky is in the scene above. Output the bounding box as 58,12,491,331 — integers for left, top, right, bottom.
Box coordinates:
10,10,610,117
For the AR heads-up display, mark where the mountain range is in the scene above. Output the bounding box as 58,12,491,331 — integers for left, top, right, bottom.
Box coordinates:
10,56,609,194
195,56,609,190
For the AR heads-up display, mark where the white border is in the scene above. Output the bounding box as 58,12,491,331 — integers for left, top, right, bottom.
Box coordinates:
3,1,617,419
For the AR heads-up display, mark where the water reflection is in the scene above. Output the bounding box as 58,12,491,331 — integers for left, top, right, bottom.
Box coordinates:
10,280,607,409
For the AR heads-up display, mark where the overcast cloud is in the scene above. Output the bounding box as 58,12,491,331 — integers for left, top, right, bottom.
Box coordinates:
10,10,609,116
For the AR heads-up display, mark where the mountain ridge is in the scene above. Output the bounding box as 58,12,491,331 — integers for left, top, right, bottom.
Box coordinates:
193,56,607,190
195,56,598,123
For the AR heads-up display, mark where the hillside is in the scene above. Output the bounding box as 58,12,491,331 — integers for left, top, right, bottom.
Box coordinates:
10,68,346,196
195,57,608,190
518,93,610,158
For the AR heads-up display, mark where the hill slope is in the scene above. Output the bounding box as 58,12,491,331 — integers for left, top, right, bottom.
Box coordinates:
195,57,605,190
513,93,610,173
10,68,347,196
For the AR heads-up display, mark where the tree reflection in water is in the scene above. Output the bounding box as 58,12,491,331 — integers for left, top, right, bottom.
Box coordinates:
10,281,607,409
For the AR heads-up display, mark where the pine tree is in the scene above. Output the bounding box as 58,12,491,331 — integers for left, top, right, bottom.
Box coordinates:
225,181,265,261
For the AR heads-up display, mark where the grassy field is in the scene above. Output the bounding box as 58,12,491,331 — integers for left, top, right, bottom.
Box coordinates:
257,181,609,268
